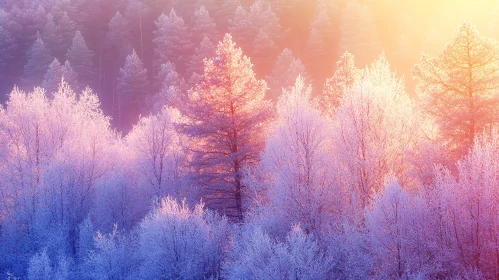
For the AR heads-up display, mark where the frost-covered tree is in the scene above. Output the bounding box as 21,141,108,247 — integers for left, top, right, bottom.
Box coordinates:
24,34,53,85
0,25,16,69
248,0,283,73
117,49,149,131
266,48,307,101
138,197,229,279
152,61,185,110
153,9,192,74
248,0,283,42
9,5,46,47
262,76,341,234
223,225,332,279
252,27,278,74
187,35,216,79
91,145,145,232
334,55,420,210
57,12,77,56
105,11,133,66
126,106,186,199
0,82,116,267
27,250,52,280
41,14,61,58
228,5,250,47
413,21,499,160
192,5,218,45
66,30,94,86
60,61,79,91
430,128,499,278
366,179,432,279
318,51,361,116
229,0,282,63
42,59,79,94
85,226,136,280
181,34,272,221
42,59,63,93
41,84,115,257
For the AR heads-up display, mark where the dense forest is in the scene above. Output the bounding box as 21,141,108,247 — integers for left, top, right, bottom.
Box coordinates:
2,0,499,279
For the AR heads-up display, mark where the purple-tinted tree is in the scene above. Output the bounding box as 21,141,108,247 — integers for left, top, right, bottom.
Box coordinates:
153,9,193,74
24,34,53,86
138,197,229,279
117,49,149,131
267,48,307,101
66,30,94,86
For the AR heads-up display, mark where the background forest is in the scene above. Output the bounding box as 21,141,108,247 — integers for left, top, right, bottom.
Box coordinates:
2,0,499,279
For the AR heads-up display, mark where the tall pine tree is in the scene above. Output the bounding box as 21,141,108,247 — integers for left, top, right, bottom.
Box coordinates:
187,35,216,78
58,12,77,56
180,34,272,221
267,48,307,101
153,9,193,75
0,25,16,69
24,33,53,86
117,49,149,131
42,58,63,93
151,62,185,111
66,30,94,87
192,5,218,45
41,14,62,58
42,59,80,95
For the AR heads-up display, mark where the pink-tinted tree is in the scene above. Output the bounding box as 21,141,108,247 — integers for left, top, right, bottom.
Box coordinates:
180,34,272,221
413,21,499,160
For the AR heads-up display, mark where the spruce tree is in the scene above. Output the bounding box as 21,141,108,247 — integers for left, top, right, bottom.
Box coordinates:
0,25,16,69
252,27,278,75
41,14,62,58
152,62,185,111
42,58,63,93
187,35,216,78
66,30,94,86
229,5,250,47
267,48,307,101
105,11,132,63
153,9,193,74
58,12,77,55
117,49,149,131
25,33,53,85
61,61,79,91
192,5,218,45
43,59,80,94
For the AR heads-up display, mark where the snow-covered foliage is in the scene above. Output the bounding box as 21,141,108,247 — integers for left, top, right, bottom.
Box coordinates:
138,196,229,279
223,225,331,280
2,1,499,278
